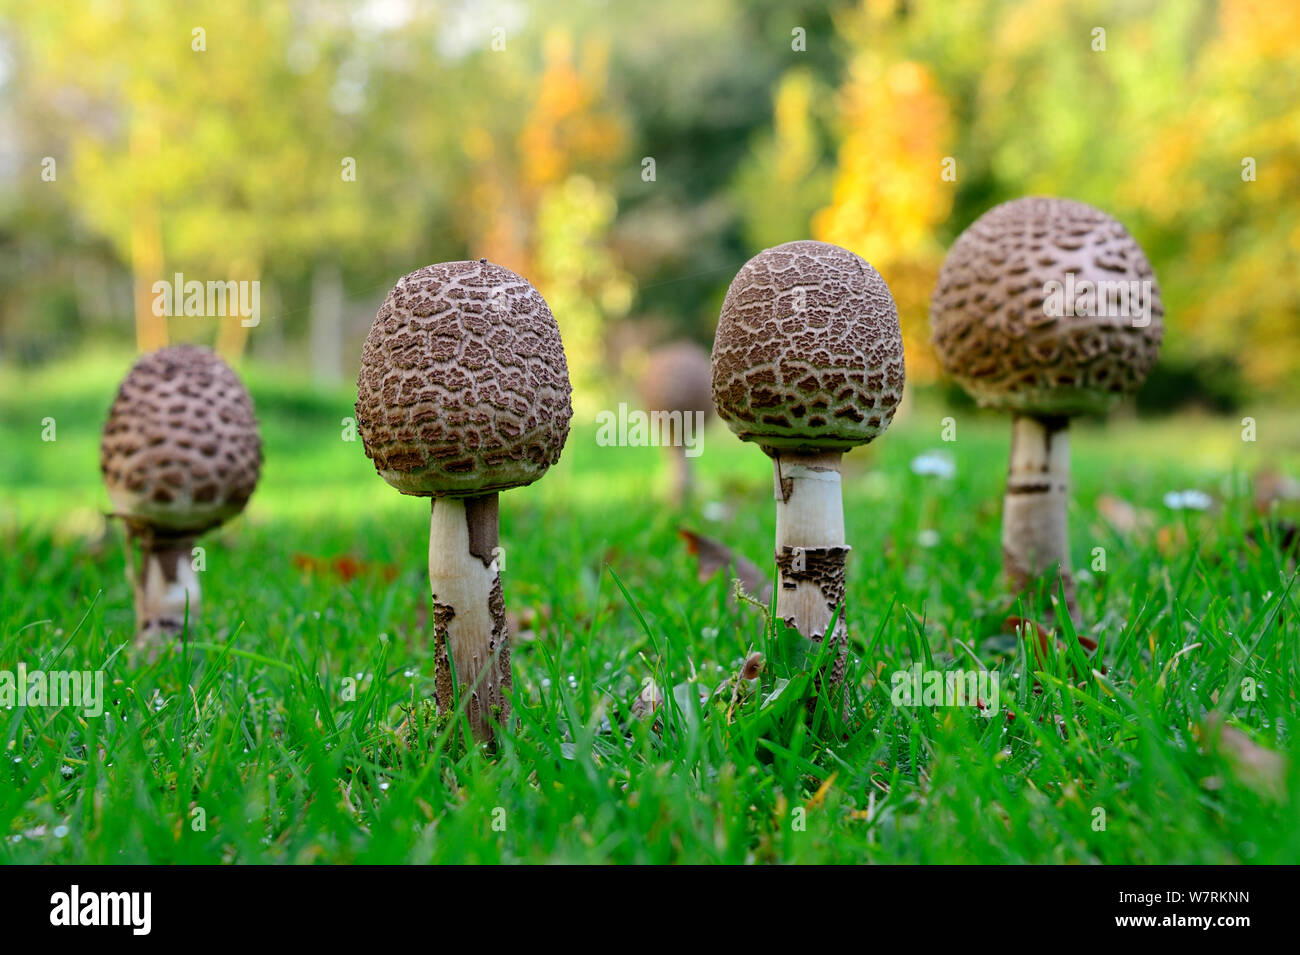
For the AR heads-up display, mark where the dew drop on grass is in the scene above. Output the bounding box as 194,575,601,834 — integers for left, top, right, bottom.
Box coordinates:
53,825,69,838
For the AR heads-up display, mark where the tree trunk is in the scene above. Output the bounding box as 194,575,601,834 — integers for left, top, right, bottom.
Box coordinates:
309,263,345,383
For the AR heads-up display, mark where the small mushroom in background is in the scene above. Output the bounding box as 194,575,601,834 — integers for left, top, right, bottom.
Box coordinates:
100,345,262,646
930,197,1164,616
356,260,572,744
639,341,713,506
711,240,905,695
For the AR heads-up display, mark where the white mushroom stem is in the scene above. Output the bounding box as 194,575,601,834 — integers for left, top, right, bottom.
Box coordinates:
428,493,510,743
772,450,850,690
127,530,199,645
1003,414,1078,617
665,444,693,507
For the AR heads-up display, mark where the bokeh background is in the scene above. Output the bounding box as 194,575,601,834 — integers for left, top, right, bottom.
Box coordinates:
2,0,1297,408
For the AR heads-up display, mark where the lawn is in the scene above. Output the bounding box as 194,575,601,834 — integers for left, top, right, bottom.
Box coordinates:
2,352,1298,863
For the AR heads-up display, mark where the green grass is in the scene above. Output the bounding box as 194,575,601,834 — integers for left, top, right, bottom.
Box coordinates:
2,352,1299,863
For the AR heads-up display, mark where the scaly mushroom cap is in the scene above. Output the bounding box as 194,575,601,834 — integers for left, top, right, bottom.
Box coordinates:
641,342,713,419
930,197,1164,416
356,260,573,497
100,345,262,534
711,240,905,453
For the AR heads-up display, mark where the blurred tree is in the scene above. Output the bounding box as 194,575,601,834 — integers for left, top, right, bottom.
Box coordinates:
6,0,451,364
1,0,1296,408
806,0,1300,400
732,69,837,252
812,49,954,382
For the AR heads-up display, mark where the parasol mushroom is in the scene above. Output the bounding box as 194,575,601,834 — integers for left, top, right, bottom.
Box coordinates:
355,259,572,743
711,240,905,694
930,196,1164,615
100,345,262,646
639,341,713,505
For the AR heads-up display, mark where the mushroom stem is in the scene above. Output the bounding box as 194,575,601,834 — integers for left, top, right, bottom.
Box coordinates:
772,450,849,688
1003,414,1078,617
428,493,510,743
665,444,693,507
126,528,199,645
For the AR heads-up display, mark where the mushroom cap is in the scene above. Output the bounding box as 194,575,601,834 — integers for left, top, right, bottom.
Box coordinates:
355,260,573,497
930,197,1164,417
710,240,906,453
100,345,262,535
640,341,713,419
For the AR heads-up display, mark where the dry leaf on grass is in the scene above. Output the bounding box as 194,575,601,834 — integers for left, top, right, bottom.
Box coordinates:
678,527,773,602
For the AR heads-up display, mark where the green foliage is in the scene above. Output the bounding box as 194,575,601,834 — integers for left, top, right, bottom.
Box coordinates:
3,0,1296,400
2,359,1297,863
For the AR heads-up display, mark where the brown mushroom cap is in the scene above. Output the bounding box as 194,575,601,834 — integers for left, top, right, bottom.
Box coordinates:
930,197,1164,417
711,240,905,453
100,345,262,534
640,342,713,419
355,260,573,497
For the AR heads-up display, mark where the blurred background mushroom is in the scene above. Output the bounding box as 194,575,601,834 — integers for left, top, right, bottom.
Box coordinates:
100,345,262,646
929,197,1164,617
356,260,572,744
638,341,713,506
711,240,905,696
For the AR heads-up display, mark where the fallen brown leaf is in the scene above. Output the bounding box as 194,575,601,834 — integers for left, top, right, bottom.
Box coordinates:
678,527,773,602
292,553,398,582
